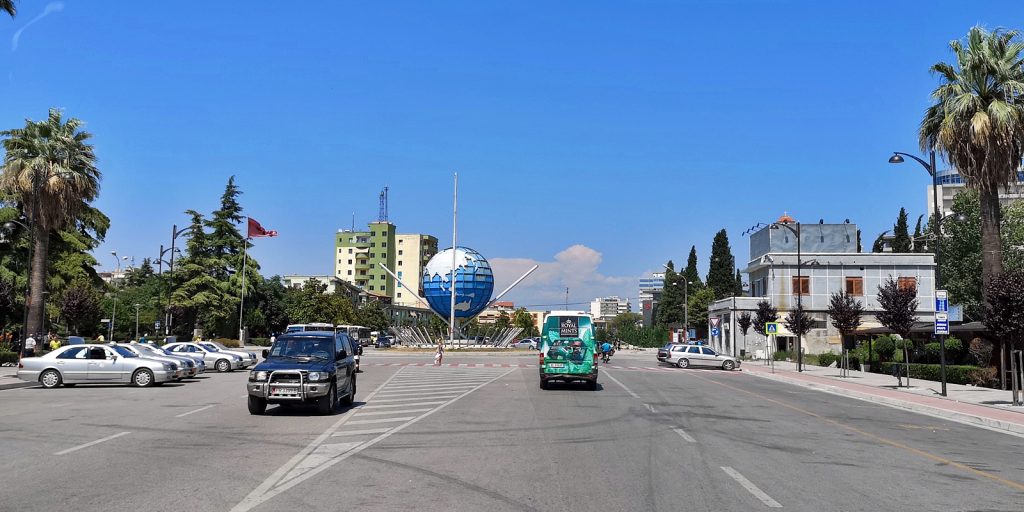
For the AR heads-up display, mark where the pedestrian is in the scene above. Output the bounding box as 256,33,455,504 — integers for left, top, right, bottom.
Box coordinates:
355,341,363,373
97,334,105,342
23,334,36,357
434,342,444,366
49,336,61,351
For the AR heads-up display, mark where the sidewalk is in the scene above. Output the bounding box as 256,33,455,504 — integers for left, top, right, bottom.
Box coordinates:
0,364,32,391
744,360,1024,436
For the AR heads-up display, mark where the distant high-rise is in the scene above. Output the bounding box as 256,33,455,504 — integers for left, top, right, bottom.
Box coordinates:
334,221,437,305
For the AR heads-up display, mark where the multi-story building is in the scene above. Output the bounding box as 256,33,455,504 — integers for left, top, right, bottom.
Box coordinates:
928,168,1024,218
708,216,936,357
478,302,516,324
639,273,664,327
394,234,439,307
334,222,437,304
590,296,630,321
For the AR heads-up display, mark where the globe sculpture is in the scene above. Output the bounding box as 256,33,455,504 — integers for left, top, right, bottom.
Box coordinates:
422,247,494,320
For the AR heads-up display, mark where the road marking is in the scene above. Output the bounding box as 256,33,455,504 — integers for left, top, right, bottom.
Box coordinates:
361,401,447,409
703,373,1024,493
602,371,639,398
371,395,460,403
722,467,782,508
175,405,216,418
332,428,392,437
644,403,656,413
232,368,514,512
385,381,491,389
376,390,480,399
54,431,131,456
347,416,416,425
354,408,433,417
673,427,696,443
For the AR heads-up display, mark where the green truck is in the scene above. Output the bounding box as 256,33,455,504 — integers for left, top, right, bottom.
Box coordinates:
538,312,598,390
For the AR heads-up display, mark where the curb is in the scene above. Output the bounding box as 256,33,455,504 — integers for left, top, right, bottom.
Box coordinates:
0,380,34,391
745,368,1024,437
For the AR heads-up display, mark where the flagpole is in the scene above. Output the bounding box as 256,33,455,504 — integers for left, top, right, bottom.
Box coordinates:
449,173,457,347
238,231,249,345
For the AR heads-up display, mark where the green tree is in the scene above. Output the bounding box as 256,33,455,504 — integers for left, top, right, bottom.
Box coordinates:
707,229,737,300
687,287,716,337
871,233,886,253
891,207,912,253
920,26,1024,300
356,300,389,332
682,246,703,289
984,271,1024,354
1,1,15,18
58,280,101,336
512,307,538,337
734,269,743,296
737,311,752,351
784,306,813,341
656,260,685,326
1,109,102,337
609,312,641,337
828,291,864,343
493,311,511,332
876,278,918,339
752,300,778,337
912,214,926,253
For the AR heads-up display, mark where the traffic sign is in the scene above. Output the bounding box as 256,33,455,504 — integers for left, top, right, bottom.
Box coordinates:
934,312,950,335
688,328,696,340
710,317,721,328
765,322,779,335
935,290,949,313
711,327,720,337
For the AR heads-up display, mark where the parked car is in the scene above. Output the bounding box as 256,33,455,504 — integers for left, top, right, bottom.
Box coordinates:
164,342,245,372
512,339,538,350
17,344,181,388
149,344,206,372
662,345,741,370
114,343,198,379
132,343,204,377
375,337,392,349
657,342,680,362
196,341,259,368
247,331,358,415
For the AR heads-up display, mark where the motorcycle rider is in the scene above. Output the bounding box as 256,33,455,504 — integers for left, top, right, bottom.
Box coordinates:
600,341,613,363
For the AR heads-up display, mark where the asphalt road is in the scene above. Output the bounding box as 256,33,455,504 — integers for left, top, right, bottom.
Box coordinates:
1,349,1022,512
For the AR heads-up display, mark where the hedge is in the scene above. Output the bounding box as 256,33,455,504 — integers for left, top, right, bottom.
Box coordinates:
879,362,980,385
0,351,18,364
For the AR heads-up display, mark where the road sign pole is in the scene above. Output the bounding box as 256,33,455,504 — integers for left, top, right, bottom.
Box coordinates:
935,290,949,396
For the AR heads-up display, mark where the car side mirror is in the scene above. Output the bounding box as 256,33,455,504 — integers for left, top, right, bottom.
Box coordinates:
261,349,269,358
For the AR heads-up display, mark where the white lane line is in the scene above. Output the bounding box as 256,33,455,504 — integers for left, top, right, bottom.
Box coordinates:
384,382,487,390
231,368,515,512
721,467,782,508
331,428,392,437
673,427,696,443
361,401,447,409
371,395,460,403
381,384,483,393
175,405,216,418
354,408,433,417
347,416,416,425
376,390,479,398
603,371,640,398
385,378,498,386
54,432,131,456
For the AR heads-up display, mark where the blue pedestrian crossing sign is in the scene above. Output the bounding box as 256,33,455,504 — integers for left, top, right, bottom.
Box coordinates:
711,327,720,337
765,322,779,335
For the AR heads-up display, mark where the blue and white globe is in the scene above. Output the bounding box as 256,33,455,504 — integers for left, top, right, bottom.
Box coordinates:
422,247,494,319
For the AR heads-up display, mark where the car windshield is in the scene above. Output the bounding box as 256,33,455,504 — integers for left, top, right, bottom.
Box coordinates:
111,346,138,358
268,337,333,361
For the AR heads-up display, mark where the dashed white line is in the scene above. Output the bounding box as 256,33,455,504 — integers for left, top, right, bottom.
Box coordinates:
175,404,216,418
673,427,696,443
54,432,131,456
602,371,639,398
721,466,782,508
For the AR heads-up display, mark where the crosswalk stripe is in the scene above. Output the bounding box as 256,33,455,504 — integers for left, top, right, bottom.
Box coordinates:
347,416,416,425
372,395,460,403
354,408,433,417
361,401,447,409
331,428,392,437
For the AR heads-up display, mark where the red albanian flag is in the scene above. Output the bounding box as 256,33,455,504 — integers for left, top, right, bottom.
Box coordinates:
247,217,278,239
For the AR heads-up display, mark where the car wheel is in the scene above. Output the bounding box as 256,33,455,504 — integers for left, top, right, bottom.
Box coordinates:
132,369,155,387
586,379,598,391
723,360,735,371
341,377,355,406
39,369,62,389
539,378,548,390
215,359,231,372
248,395,267,415
317,384,337,415
676,358,690,369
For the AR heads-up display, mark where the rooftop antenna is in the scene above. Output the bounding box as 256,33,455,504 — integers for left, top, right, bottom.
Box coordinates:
351,212,355,231
378,186,389,222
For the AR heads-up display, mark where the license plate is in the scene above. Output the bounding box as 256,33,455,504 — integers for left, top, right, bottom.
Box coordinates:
548,363,565,368
271,387,296,395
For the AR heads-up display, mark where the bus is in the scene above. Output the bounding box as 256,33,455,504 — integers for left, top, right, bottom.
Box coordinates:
336,325,373,347
538,311,598,390
284,323,337,334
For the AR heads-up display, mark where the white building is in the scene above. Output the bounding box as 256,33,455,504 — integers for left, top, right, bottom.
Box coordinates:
708,218,936,357
281,275,348,294
590,296,630,321
393,234,438,307
928,168,1024,218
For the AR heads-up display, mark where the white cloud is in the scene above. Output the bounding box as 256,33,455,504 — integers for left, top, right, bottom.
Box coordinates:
11,2,64,52
489,244,637,309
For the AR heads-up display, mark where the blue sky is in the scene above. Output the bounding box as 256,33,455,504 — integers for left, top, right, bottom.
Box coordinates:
1,1,1020,307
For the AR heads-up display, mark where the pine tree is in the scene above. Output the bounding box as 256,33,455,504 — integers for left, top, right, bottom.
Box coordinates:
682,246,703,289
912,214,925,252
656,260,685,326
734,269,744,296
706,229,737,300
892,207,912,253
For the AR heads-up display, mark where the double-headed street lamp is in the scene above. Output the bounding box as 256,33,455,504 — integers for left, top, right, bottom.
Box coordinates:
889,150,947,396
769,220,804,372
160,224,193,336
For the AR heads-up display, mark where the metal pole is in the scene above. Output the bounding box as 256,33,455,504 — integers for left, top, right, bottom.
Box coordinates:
931,150,948,397
238,236,249,344
684,281,689,335
449,173,457,347
110,295,117,340
135,304,140,340
166,225,177,336
796,222,803,372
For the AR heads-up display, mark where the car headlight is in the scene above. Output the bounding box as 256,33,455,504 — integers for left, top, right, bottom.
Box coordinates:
162,363,173,371
308,372,330,382
232,355,242,361
251,371,268,381
249,352,257,359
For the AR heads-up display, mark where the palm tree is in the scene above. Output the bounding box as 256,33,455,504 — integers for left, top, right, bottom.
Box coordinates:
1,109,101,337
920,26,1024,301
1,1,15,18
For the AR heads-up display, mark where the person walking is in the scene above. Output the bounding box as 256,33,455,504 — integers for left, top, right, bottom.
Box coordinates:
97,334,105,342
23,334,36,357
434,342,445,366
49,336,61,351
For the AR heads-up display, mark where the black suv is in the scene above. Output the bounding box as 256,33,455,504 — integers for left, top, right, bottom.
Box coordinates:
247,331,357,415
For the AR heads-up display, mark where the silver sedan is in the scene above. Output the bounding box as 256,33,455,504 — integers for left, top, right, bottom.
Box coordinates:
17,345,181,388
164,342,244,372
116,343,199,379
663,345,742,371
196,341,258,368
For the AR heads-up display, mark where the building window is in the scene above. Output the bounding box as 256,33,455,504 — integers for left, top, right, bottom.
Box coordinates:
382,242,387,248
845,277,863,295
370,264,375,269
792,276,810,296
369,286,374,291
338,248,342,254
348,248,353,254
369,253,375,258
371,243,375,247
347,270,352,275
398,292,403,298
897,277,917,292
399,239,404,244
398,260,403,266
398,250,403,256
348,259,353,264
371,232,376,236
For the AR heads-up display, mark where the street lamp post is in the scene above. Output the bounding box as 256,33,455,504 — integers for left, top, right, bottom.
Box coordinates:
684,280,693,337
134,303,141,341
771,221,803,372
889,150,947,396
164,224,192,336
